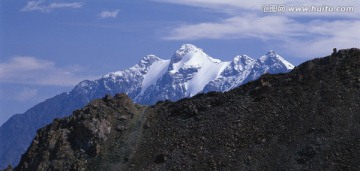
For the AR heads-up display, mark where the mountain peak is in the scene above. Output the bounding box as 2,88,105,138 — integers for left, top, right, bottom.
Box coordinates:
259,51,294,70
169,44,222,73
138,55,161,65
261,50,280,62
233,55,255,65
174,44,202,58
266,50,276,56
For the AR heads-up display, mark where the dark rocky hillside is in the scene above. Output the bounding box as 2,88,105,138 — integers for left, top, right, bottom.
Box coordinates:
14,48,360,170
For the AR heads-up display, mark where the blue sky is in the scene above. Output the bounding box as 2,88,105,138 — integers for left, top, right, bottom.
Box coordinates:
0,0,359,125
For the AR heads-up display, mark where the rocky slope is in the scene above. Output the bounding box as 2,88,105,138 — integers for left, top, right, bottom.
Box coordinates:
0,93,87,169
13,48,360,170
0,44,293,169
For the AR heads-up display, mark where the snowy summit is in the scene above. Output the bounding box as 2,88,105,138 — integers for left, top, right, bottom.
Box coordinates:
76,44,294,104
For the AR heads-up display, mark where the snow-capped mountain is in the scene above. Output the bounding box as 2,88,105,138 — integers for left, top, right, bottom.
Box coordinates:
0,44,294,169
203,50,294,92
73,44,293,104
135,44,230,104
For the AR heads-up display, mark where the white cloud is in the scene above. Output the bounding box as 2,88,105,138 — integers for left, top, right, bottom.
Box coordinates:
164,14,360,57
99,9,120,18
283,20,360,57
157,0,359,58
0,56,97,86
21,0,83,13
164,15,304,40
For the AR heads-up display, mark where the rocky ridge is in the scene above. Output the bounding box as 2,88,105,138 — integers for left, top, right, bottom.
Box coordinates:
0,44,293,169
13,48,360,170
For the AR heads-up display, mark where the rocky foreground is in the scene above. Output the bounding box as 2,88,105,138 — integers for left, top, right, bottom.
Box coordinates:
13,48,360,170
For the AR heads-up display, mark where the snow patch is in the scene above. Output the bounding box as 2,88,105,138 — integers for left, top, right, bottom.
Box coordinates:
186,59,230,96
170,50,215,72
141,59,170,94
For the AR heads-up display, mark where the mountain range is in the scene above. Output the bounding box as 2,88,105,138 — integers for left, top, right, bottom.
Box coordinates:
14,48,360,170
0,44,293,168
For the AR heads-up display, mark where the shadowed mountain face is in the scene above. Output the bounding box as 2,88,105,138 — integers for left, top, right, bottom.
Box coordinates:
14,48,360,170
0,44,294,169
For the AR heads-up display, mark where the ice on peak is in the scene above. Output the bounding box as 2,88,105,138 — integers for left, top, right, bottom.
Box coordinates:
266,50,276,56
260,50,282,63
169,44,222,72
174,44,202,58
259,51,294,70
139,59,170,95
178,44,201,52
229,55,256,72
233,55,255,65
139,54,162,65
172,44,221,63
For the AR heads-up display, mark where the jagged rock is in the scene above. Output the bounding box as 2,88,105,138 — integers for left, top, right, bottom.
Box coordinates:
115,125,127,132
117,115,128,121
14,94,147,171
